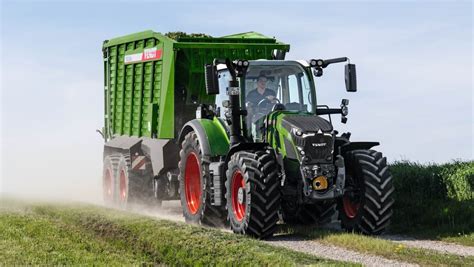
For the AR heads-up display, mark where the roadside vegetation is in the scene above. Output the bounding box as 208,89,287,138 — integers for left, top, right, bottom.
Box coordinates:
285,226,473,266
0,198,350,266
390,160,473,246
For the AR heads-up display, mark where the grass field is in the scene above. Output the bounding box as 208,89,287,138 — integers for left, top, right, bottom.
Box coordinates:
0,198,351,266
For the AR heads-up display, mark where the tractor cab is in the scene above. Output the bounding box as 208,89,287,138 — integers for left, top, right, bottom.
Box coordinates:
216,60,317,141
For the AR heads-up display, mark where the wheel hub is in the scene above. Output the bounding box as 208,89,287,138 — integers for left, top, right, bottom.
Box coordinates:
343,195,360,219
184,152,202,215
231,170,246,221
119,170,127,202
237,187,244,204
103,169,113,201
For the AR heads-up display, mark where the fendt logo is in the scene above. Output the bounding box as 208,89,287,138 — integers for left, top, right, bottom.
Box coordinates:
124,47,162,64
143,47,161,60
312,143,327,147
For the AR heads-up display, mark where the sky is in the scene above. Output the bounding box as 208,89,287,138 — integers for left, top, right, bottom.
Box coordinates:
0,0,472,200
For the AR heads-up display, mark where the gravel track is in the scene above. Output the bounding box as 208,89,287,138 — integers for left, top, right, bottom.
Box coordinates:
383,235,474,257
266,235,417,267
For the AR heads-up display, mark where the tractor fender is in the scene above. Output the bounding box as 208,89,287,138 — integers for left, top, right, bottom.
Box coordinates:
178,118,230,157
338,141,380,156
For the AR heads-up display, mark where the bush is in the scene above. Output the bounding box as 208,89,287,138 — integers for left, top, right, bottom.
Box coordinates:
441,162,474,201
389,161,474,235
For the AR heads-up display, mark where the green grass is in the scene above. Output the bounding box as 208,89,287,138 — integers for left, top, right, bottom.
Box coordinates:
390,160,474,246
285,226,474,266
397,227,474,247
441,233,474,246
0,198,351,266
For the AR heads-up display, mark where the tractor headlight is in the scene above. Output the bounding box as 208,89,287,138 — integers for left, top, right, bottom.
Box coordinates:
293,128,303,136
341,106,349,116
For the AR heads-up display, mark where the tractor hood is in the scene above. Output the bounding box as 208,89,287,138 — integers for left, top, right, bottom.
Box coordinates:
279,114,334,164
281,114,333,134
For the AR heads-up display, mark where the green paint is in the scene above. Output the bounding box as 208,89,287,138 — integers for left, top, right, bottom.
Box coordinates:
198,118,230,156
266,111,314,161
103,30,289,140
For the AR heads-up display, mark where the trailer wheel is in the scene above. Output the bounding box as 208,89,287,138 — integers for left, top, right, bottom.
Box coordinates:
226,150,281,239
338,149,394,235
103,155,120,205
281,201,337,226
178,131,225,226
116,154,154,208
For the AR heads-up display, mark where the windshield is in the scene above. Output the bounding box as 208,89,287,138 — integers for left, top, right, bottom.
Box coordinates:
244,64,314,114
243,63,314,141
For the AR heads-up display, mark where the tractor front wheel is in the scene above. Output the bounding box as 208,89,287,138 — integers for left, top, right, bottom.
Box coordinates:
338,149,394,234
226,150,281,239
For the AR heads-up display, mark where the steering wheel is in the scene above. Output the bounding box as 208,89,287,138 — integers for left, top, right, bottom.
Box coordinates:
256,97,280,112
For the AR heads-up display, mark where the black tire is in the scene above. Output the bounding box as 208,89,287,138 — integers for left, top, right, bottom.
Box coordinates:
153,176,167,208
103,154,120,206
178,131,226,227
338,149,394,234
281,200,337,226
225,150,281,239
116,154,154,208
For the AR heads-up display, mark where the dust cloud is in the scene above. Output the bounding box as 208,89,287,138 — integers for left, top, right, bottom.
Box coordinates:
1,121,105,204
0,131,185,222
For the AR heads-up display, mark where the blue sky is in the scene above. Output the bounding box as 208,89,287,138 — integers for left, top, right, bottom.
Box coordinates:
1,1,472,199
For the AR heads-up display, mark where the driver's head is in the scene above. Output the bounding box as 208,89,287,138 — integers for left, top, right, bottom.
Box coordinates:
257,75,267,90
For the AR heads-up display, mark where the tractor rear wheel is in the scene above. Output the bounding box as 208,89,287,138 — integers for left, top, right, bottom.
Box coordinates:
338,149,394,234
116,154,154,208
178,131,225,227
226,150,281,239
102,154,120,205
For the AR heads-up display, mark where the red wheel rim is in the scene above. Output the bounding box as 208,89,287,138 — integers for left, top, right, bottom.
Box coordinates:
343,195,360,219
184,152,202,215
231,170,246,221
119,169,127,202
103,169,113,201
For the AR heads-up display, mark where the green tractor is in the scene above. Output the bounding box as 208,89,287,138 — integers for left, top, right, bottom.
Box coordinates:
101,31,393,239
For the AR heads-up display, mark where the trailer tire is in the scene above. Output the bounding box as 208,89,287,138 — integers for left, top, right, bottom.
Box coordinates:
116,154,154,208
338,149,394,235
281,201,337,226
178,131,226,227
103,154,120,205
226,150,281,239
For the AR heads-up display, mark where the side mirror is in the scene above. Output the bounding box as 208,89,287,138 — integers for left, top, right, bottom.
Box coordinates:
205,64,219,95
345,64,357,92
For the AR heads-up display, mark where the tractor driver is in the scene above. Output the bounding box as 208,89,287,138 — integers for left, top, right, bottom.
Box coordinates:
246,74,277,106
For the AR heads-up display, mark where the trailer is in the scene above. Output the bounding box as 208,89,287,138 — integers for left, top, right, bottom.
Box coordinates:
101,30,394,238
